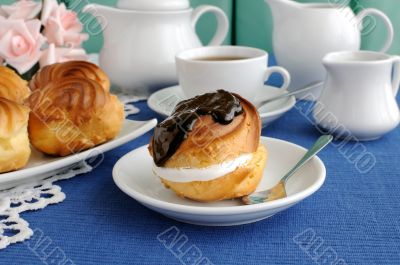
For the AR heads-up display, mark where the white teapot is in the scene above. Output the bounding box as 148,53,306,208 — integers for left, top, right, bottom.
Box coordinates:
265,0,394,99
84,0,229,95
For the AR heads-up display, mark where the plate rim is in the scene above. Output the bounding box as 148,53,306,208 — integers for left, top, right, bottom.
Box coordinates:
148,85,297,118
112,136,326,216
0,119,157,186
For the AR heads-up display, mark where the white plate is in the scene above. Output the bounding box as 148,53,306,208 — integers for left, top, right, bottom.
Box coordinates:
112,137,326,226
0,119,157,191
147,85,296,127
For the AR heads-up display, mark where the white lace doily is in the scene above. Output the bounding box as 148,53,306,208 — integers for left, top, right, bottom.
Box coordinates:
0,162,92,249
0,96,142,250
119,93,146,116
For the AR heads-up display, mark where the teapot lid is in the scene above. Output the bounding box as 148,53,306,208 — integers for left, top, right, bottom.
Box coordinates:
117,0,190,11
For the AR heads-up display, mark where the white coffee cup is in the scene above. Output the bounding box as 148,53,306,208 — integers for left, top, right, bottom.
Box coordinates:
175,46,291,102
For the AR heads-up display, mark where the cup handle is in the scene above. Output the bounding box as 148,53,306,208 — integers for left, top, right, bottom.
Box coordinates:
392,56,400,97
264,66,291,91
356,8,394,53
191,5,229,46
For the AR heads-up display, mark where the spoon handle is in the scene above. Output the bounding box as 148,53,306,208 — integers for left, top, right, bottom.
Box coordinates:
260,81,323,105
282,135,333,184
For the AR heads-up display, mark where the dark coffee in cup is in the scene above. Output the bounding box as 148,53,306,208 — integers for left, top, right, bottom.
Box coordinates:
194,56,249,61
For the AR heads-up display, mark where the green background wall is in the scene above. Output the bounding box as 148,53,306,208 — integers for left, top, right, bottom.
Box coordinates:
0,0,398,54
352,0,400,55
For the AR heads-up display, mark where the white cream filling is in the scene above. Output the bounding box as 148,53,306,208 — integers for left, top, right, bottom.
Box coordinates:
153,154,253,183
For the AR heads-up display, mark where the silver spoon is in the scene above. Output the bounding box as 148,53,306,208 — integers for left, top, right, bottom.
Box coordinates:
256,81,323,108
242,135,333,205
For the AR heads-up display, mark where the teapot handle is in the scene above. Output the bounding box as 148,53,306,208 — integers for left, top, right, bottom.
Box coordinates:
356,8,394,53
191,5,229,46
392,56,400,97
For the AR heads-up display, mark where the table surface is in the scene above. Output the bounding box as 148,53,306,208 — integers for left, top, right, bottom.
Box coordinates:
2,61,400,265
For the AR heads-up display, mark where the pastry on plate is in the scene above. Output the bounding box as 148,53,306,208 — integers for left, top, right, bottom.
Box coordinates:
149,90,268,202
0,98,31,173
28,77,124,156
29,61,110,92
0,66,31,104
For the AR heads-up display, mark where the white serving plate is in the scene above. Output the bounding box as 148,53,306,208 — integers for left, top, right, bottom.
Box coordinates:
0,119,157,191
147,85,296,127
112,137,326,226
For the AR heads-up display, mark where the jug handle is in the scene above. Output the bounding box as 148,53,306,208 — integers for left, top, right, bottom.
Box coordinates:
392,56,400,97
264,66,291,91
191,5,229,46
356,8,394,53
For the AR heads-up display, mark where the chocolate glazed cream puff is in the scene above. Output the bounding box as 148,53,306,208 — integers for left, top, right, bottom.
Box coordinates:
149,90,268,202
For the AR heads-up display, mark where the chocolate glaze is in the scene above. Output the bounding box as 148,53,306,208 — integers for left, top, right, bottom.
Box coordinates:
152,90,244,166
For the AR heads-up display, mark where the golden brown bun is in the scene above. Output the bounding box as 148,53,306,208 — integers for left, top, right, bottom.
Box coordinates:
29,61,110,92
0,66,31,104
160,145,268,202
150,94,265,202
0,98,31,173
28,77,124,156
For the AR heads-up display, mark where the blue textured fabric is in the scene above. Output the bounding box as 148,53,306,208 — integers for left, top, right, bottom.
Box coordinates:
1,57,399,265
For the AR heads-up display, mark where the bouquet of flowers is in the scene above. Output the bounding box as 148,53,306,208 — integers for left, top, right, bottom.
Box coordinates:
0,0,89,78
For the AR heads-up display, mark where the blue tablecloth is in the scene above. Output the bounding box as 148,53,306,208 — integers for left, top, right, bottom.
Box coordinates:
2,59,400,265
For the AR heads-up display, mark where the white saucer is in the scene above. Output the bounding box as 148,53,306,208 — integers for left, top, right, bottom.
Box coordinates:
112,137,326,226
0,119,157,190
147,85,296,127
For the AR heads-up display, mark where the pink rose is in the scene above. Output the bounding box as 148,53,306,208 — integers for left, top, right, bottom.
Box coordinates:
40,0,58,23
40,43,89,67
0,19,45,74
0,0,42,20
0,7,6,18
42,0,88,48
